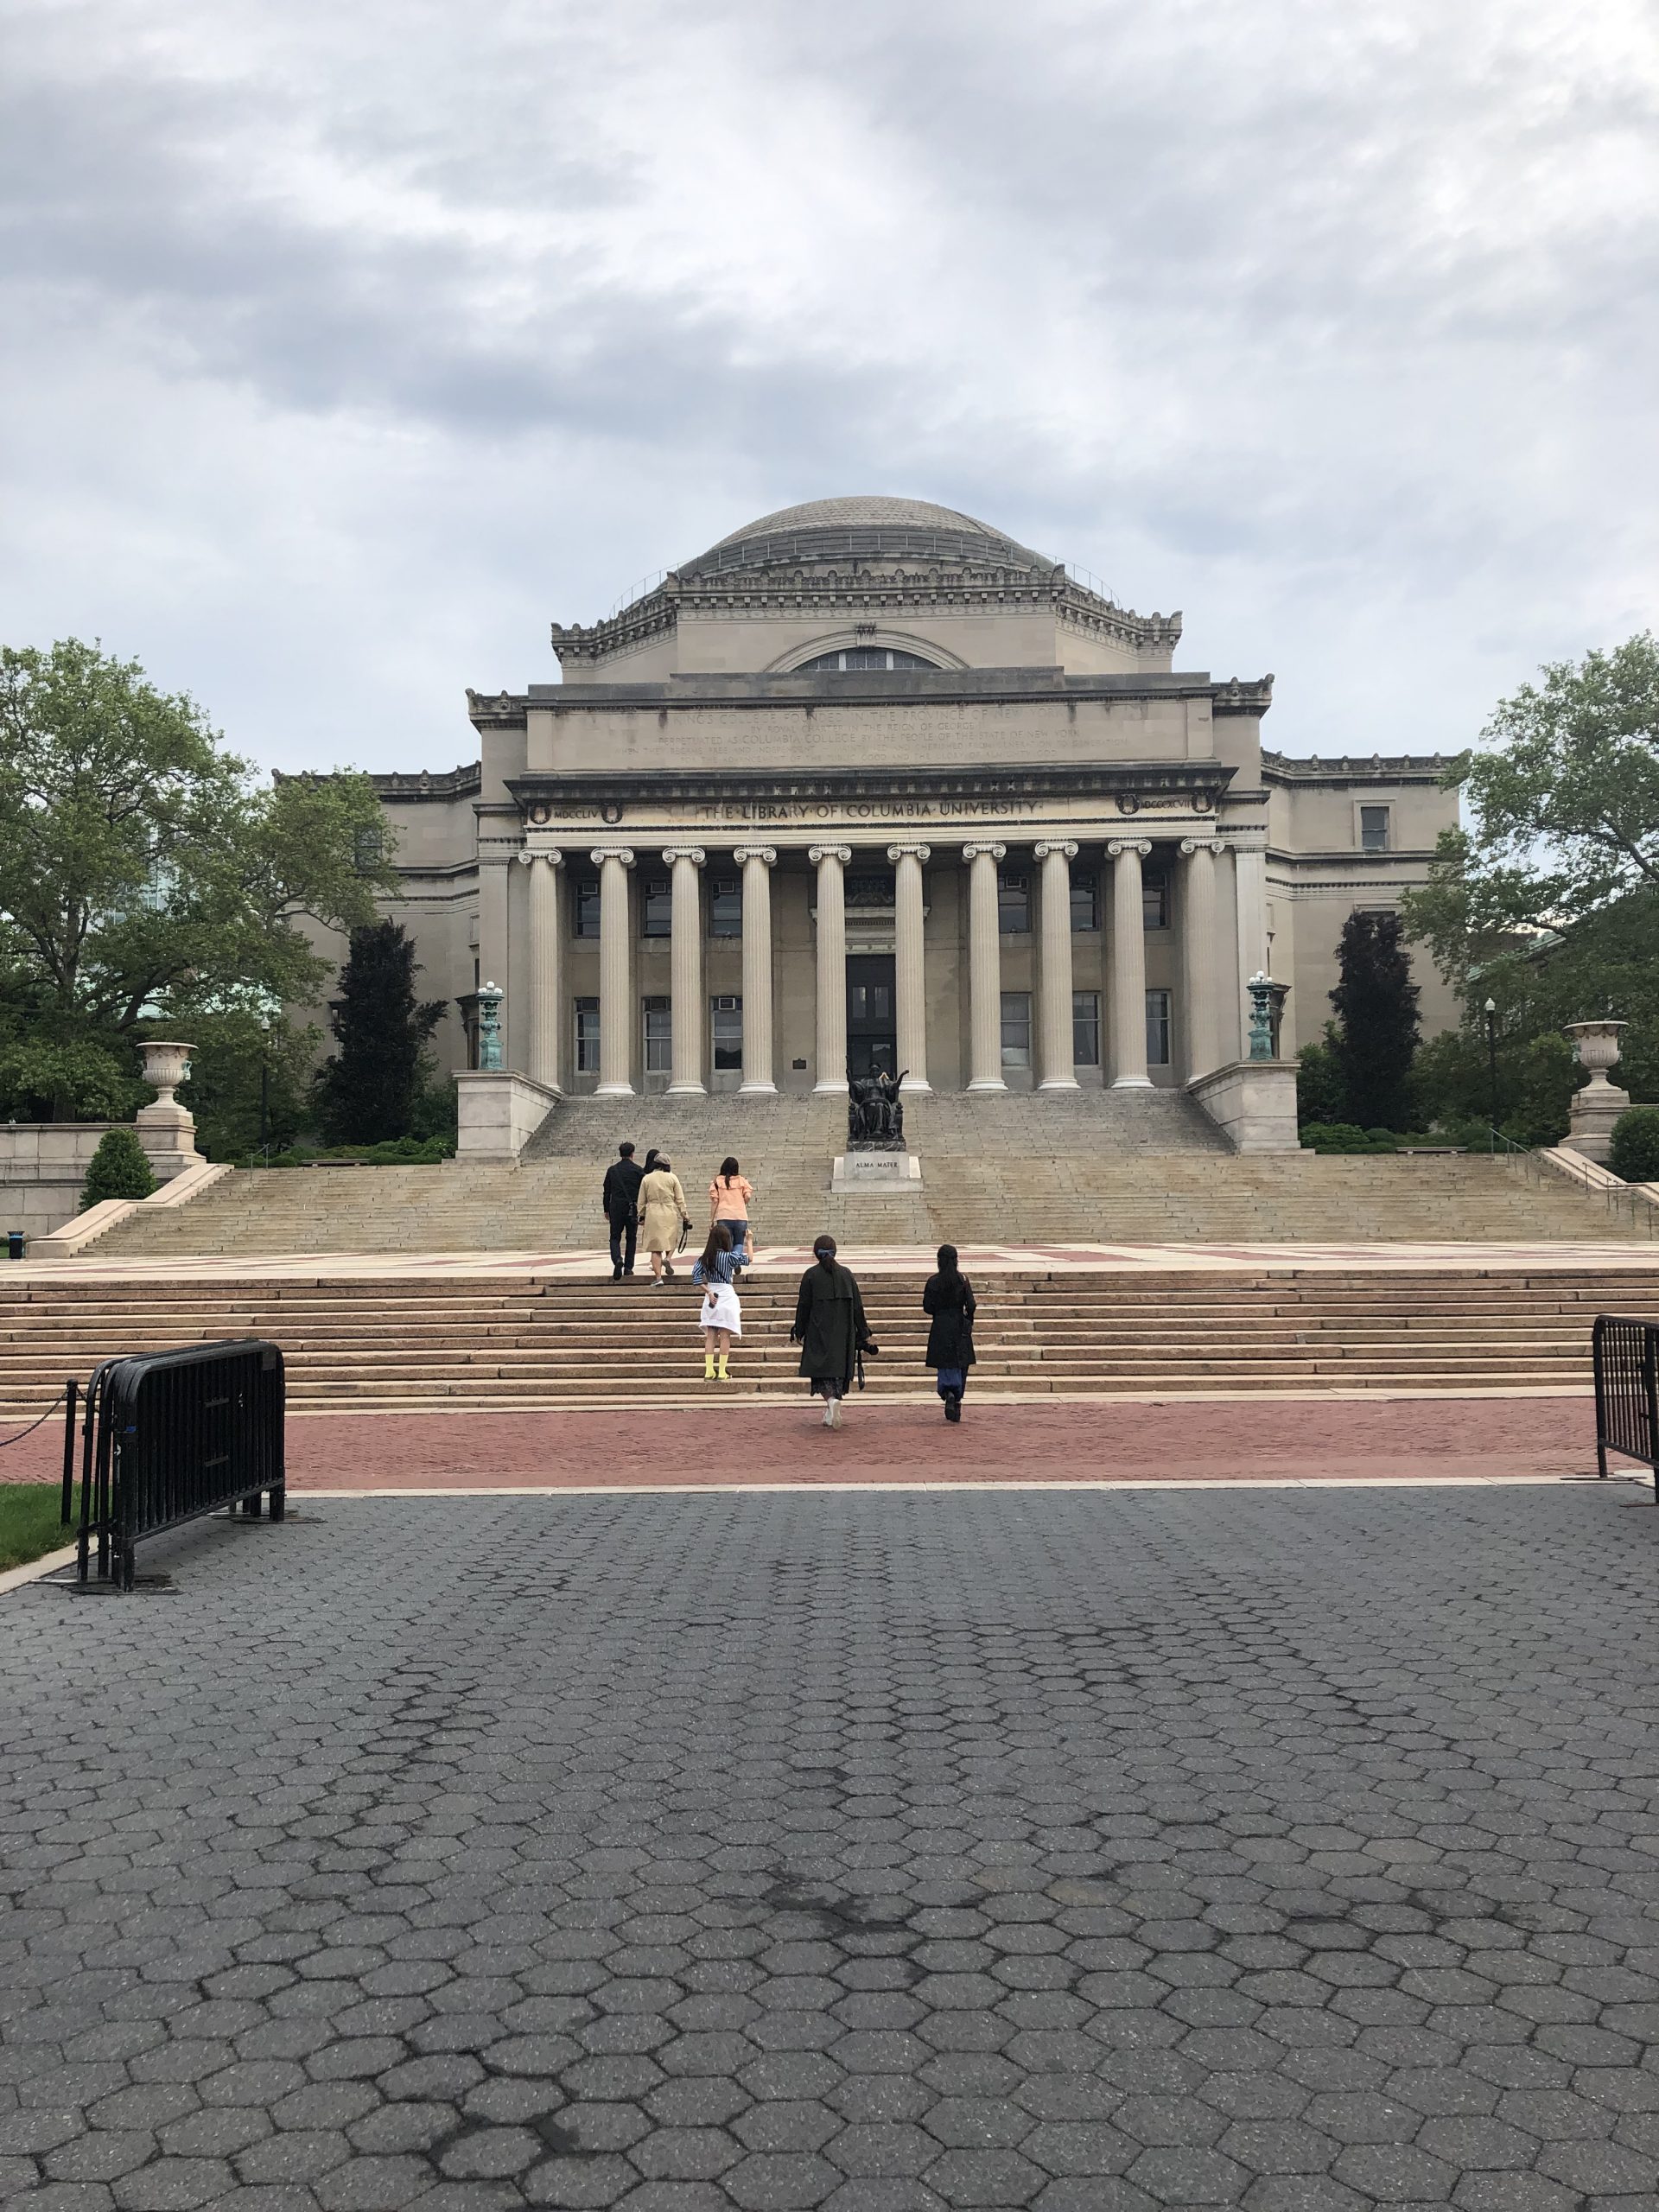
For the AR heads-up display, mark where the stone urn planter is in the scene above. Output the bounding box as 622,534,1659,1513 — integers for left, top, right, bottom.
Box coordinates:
1563,1020,1630,1163
134,1039,202,1182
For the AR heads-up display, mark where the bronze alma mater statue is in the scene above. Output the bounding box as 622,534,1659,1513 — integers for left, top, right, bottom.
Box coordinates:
848,1070,907,1149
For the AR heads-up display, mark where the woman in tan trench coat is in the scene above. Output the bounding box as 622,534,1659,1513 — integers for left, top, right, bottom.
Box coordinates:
638,1158,691,1285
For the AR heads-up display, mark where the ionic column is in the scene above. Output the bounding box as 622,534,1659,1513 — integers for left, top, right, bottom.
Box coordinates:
663,847,706,1094
590,845,635,1096
517,847,563,1090
963,842,1006,1091
809,844,851,1093
887,843,931,1093
1179,838,1223,1081
1035,840,1080,1090
1109,838,1154,1088
734,845,778,1095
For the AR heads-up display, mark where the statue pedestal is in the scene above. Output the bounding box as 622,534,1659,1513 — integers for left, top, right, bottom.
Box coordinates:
1563,1020,1630,1164
832,1151,924,1195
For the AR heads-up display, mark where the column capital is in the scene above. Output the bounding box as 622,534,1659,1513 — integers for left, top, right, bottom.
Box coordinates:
1179,837,1225,858
1034,839,1078,862
734,844,777,867
589,845,635,868
887,842,931,864
661,845,706,866
808,843,852,867
1107,837,1153,859
962,841,1006,862
516,846,563,868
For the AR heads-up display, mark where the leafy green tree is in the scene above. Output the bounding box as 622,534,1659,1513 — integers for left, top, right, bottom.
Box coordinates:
312,921,445,1146
0,639,393,1113
1403,633,1659,1103
1611,1107,1659,1184
79,1128,156,1210
175,1011,318,1162
1330,912,1421,1131
1295,1023,1350,1129
0,1039,146,1122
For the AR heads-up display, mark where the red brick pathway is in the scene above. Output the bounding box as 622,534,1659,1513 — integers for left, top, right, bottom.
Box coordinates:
283,1394,1599,1490
0,1393,1612,1494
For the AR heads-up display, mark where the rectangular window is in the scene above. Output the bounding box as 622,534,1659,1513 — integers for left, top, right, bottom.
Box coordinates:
575,996,601,1072
998,868,1030,934
1360,804,1390,853
1071,869,1100,933
709,876,742,937
1146,988,1172,1067
642,875,672,937
574,875,601,938
1142,873,1169,930
1072,991,1101,1067
712,995,743,1071
1000,990,1032,1069
643,995,671,1074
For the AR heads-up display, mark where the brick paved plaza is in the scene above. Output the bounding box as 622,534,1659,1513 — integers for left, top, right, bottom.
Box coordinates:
5,1484,1659,2211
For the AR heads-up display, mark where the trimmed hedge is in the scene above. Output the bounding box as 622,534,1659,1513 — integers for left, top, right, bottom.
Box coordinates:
1610,1106,1659,1185
252,1134,457,1169
79,1128,157,1209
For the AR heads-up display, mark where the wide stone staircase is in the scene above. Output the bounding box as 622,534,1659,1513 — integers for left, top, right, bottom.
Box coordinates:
3,1267,1656,1414
78,1088,1644,1262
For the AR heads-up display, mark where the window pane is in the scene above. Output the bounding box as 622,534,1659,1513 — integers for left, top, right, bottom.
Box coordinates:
1142,875,1169,930
712,995,743,1069
1000,991,1032,1068
575,996,600,1072
642,877,672,936
998,869,1030,934
643,996,671,1071
1360,805,1389,852
1071,870,1099,932
709,878,742,936
795,646,936,673
1145,988,1171,1066
574,878,601,938
1072,990,1100,1066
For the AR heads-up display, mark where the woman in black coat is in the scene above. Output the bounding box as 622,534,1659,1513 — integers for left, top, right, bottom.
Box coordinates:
791,1235,870,1430
923,1243,976,1423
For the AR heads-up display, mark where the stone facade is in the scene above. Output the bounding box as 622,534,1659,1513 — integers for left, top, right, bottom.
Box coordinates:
331,497,1459,1099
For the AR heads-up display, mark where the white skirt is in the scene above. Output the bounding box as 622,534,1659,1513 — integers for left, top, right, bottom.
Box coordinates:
699,1283,742,1336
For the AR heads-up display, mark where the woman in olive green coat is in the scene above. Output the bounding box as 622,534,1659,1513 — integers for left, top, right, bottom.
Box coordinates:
638,1159,690,1284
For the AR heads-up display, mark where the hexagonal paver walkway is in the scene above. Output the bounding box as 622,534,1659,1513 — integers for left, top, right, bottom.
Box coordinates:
4,1484,1659,2211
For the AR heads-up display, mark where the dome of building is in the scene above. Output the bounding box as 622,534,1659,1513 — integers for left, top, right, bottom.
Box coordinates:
681,495,1052,579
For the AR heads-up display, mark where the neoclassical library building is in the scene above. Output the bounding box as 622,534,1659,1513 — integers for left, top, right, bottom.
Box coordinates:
361,497,1457,1100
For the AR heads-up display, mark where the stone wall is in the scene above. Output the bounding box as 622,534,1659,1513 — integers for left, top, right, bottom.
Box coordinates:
0,1124,116,1237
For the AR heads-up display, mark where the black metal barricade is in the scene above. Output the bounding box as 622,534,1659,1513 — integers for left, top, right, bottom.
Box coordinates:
1592,1314,1659,1490
69,1339,285,1590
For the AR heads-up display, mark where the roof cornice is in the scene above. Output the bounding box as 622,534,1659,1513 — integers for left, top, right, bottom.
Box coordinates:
471,671,1271,724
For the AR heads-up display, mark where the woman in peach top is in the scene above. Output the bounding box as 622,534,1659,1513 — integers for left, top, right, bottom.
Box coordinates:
709,1155,754,1273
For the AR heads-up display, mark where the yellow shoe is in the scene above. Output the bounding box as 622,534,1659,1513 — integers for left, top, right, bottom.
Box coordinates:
717,1354,731,1381
703,1354,716,1381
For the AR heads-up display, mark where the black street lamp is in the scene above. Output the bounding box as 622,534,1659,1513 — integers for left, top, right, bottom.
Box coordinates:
1484,996,1499,1137
257,1014,271,1157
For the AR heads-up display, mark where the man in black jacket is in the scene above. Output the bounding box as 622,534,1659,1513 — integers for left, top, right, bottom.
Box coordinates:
601,1142,645,1281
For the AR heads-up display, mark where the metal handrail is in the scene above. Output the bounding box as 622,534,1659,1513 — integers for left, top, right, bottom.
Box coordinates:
1492,1128,1659,1237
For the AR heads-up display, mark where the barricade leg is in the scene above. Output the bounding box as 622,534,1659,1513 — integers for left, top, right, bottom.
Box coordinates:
269,1486,285,1522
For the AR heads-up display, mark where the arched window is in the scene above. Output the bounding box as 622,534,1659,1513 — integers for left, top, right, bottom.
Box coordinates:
792,646,939,672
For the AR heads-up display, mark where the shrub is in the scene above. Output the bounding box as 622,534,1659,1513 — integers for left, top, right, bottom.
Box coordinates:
1610,1106,1659,1185
79,1128,156,1209
1300,1122,1399,1154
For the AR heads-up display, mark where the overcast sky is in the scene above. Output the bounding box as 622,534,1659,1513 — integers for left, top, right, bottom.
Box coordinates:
3,0,1656,775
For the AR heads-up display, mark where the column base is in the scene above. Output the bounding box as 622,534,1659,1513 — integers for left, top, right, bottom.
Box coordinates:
594,1082,635,1098
966,1077,1007,1092
899,1077,931,1094
813,1078,849,1095
738,1081,778,1096
1039,1077,1081,1091
665,1081,707,1096
1112,1075,1155,1090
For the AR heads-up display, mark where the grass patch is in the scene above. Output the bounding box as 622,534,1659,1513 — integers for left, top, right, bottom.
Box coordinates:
0,1483,79,1573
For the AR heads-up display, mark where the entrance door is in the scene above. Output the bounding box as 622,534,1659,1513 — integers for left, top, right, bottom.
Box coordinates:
846,956,897,1080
